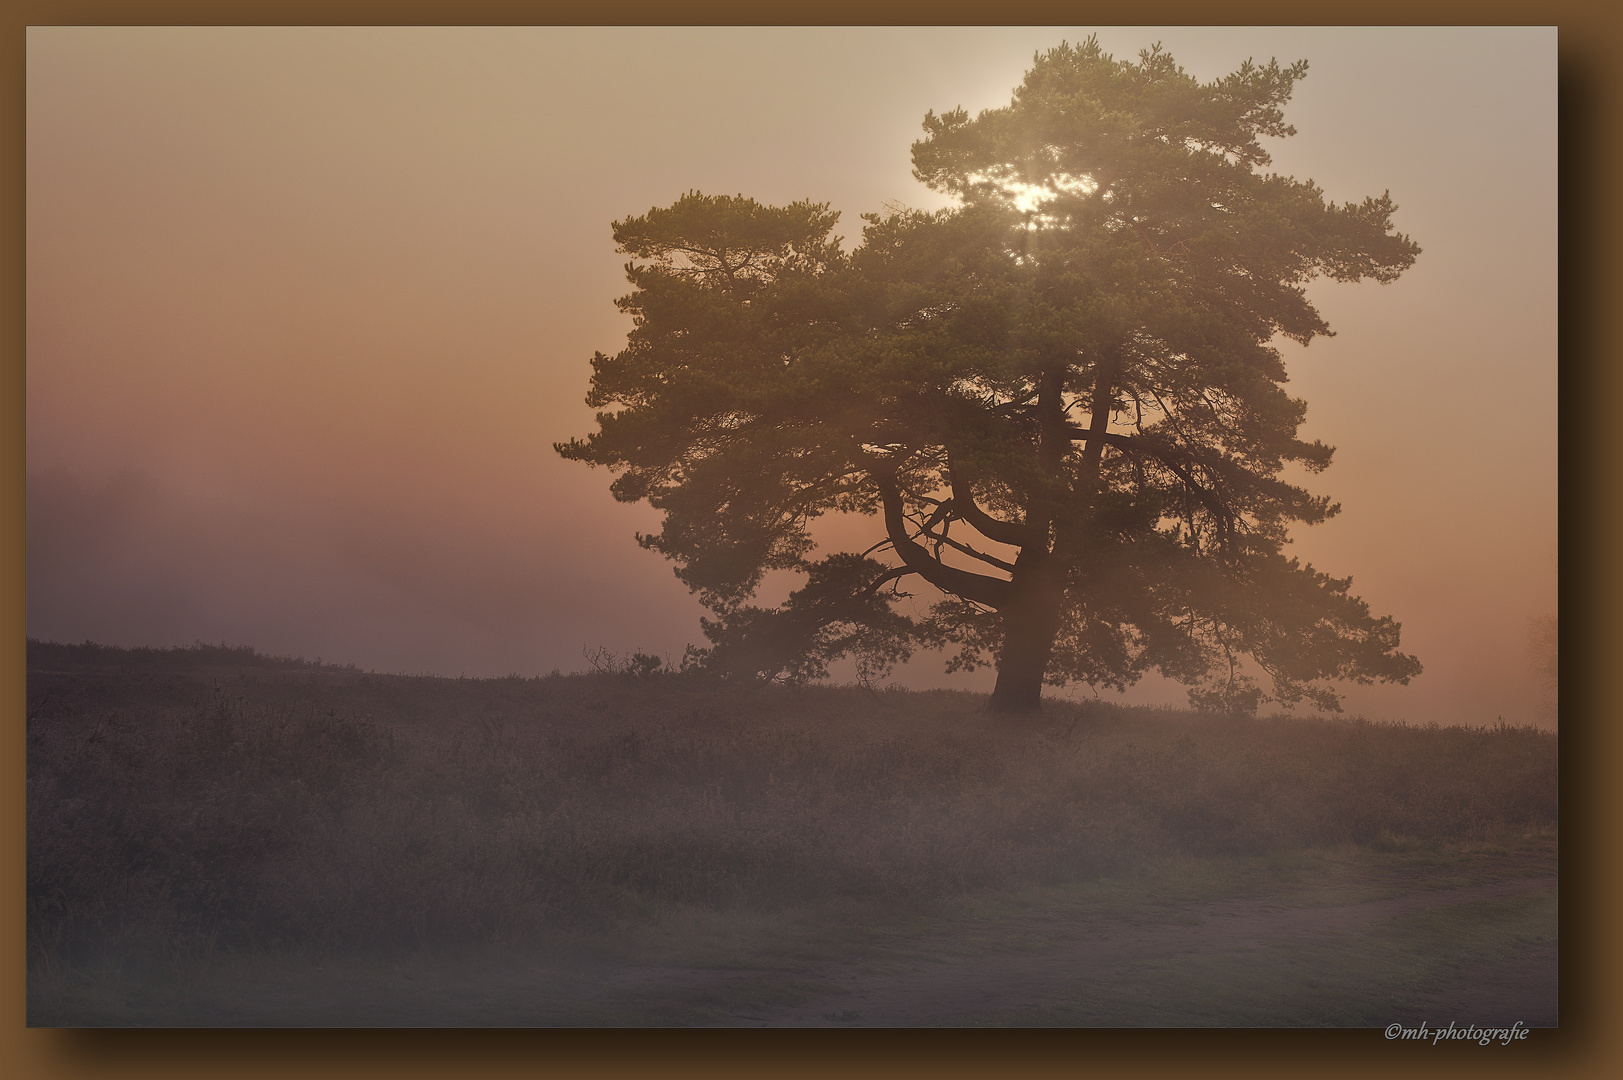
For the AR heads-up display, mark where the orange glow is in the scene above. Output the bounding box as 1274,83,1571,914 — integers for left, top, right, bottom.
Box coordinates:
27,27,1557,726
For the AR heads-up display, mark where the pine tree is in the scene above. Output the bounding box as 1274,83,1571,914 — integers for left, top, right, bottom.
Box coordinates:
559,39,1422,714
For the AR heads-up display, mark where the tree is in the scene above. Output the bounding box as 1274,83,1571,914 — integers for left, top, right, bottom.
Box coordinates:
558,39,1423,714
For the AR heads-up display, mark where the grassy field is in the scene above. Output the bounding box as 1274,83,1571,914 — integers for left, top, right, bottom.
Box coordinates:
26,640,1558,1027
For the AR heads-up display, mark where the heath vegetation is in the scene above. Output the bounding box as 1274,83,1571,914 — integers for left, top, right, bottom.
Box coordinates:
29,639,1555,991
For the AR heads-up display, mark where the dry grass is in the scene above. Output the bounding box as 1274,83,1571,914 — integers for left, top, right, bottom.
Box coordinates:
27,640,1556,978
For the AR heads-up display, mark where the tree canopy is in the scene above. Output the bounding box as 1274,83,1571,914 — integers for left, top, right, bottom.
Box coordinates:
558,39,1423,714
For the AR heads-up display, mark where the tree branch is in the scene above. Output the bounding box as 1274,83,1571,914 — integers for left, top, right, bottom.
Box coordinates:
1065,426,1235,547
874,474,1013,609
861,565,912,595
918,525,1019,573
946,449,1037,548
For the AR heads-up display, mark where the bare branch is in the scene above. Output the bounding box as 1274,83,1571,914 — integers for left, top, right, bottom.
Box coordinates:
874,473,1013,609
946,449,1037,548
918,526,1019,573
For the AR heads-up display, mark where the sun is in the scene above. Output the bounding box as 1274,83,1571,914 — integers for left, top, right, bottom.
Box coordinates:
999,174,1100,216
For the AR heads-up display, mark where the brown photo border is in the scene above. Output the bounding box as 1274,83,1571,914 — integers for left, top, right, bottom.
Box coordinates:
3,3,1612,1077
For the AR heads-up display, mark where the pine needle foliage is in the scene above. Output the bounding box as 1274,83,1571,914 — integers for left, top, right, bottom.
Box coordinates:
560,40,1422,714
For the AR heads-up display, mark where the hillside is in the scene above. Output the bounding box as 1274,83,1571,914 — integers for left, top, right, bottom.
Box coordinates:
26,640,1558,1026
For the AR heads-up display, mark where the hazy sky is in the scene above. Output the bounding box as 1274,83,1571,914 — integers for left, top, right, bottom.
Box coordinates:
26,26,1557,726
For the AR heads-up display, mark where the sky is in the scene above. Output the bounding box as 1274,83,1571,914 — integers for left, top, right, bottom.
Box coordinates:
25,26,1558,727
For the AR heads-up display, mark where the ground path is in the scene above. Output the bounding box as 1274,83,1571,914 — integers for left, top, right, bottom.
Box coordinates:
618,873,1558,1027
31,859,1557,1028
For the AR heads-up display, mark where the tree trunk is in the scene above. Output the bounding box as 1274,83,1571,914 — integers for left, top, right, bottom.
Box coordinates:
987,562,1064,713
985,351,1119,713
986,363,1071,714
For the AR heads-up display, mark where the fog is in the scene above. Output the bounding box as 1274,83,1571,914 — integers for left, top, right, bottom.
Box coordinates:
26,27,1557,726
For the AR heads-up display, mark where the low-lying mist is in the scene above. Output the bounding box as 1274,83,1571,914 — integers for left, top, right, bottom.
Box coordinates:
24,469,1560,729
28,641,1557,977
